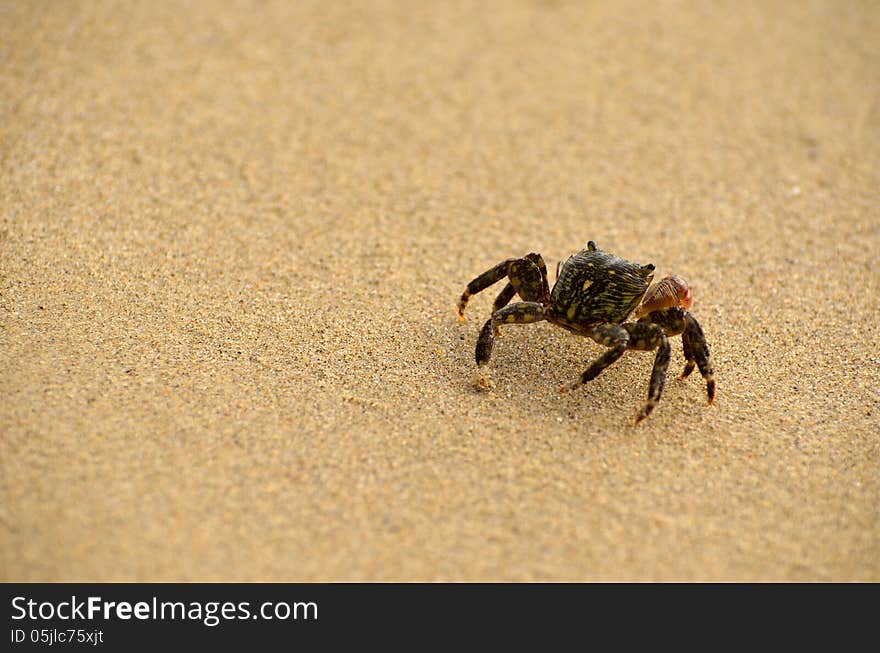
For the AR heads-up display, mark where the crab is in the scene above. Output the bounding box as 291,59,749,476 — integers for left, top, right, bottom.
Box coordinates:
457,241,715,423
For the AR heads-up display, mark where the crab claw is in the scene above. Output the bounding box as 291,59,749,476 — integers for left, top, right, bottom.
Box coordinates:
635,275,693,317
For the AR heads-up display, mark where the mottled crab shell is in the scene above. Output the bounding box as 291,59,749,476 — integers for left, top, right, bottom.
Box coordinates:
634,274,693,318
551,242,656,325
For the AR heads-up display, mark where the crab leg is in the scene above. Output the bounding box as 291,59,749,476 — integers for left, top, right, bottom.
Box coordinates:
683,313,715,404
624,322,672,423
458,253,550,319
561,323,629,391
642,306,715,405
562,321,672,422
458,258,518,319
490,253,551,312
491,283,517,314
476,302,547,366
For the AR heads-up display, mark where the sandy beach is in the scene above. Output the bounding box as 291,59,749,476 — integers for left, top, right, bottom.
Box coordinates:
1,0,878,581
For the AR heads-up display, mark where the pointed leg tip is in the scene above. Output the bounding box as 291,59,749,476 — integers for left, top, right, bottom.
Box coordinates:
634,409,652,424
473,368,495,391
634,405,653,423
458,313,467,323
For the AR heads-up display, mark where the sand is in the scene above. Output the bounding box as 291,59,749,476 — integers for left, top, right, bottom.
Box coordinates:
1,0,878,581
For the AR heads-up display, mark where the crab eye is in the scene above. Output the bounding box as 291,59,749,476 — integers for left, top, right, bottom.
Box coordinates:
586,241,597,251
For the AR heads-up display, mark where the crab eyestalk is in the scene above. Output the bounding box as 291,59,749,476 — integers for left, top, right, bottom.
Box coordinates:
635,275,693,318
